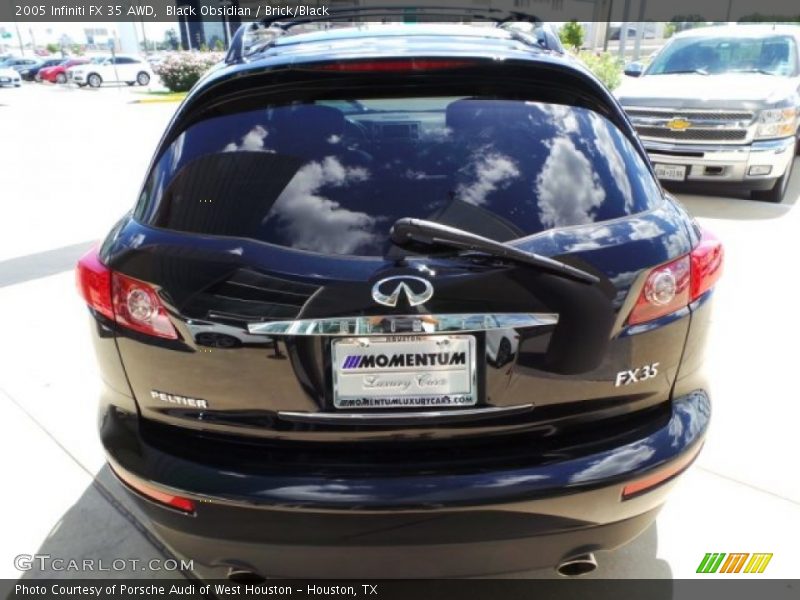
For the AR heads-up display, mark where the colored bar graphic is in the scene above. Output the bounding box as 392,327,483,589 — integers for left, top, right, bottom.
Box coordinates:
696,553,714,573
744,553,773,574
709,553,725,573
733,553,749,573
720,553,748,573
697,553,725,573
697,552,772,574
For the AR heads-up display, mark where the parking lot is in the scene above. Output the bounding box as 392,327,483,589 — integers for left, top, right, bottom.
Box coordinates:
1,81,799,579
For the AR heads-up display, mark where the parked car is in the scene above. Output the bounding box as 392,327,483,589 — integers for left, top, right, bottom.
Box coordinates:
617,24,800,202
0,65,21,87
77,12,722,579
69,55,152,88
20,57,66,81
0,56,39,73
609,25,656,41
40,58,88,83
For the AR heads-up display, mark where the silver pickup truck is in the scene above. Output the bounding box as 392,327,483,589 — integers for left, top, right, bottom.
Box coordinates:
617,24,800,202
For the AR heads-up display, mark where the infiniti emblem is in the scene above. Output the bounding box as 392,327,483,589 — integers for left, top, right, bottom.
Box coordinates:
371,276,434,307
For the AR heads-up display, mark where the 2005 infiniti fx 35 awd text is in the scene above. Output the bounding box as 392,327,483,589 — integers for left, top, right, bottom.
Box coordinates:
76,12,723,579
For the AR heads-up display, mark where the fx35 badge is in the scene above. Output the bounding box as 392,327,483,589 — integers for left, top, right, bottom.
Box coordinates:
615,363,659,387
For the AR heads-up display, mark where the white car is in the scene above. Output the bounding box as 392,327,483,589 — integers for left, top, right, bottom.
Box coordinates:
69,55,152,88
0,66,21,87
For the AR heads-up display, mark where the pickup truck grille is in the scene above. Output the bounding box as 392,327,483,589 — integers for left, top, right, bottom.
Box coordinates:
626,109,754,121
625,107,754,145
634,127,748,142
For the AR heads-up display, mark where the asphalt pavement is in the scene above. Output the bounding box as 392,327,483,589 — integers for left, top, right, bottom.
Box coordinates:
1,82,798,580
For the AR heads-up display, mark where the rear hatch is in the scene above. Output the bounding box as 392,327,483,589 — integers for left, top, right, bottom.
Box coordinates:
102,57,695,442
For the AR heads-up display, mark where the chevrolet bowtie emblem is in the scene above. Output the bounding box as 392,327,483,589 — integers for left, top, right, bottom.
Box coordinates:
666,118,692,131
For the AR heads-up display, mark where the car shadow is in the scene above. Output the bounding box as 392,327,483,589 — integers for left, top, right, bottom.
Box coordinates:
18,463,674,586
17,465,192,581
669,158,799,221
496,518,672,584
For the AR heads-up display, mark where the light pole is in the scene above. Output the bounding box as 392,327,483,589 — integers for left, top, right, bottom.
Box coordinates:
220,0,233,48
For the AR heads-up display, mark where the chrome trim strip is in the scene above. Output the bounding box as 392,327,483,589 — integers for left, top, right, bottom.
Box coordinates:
630,117,752,128
277,404,534,425
624,106,755,117
248,313,558,336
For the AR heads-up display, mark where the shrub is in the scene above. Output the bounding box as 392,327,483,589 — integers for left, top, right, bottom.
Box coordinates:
154,52,224,92
559,21,585,50
577,50,623,90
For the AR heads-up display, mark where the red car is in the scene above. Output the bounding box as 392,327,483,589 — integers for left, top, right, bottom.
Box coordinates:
39,58,88,84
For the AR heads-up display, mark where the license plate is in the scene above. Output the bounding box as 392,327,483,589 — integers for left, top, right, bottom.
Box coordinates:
332,335,477,409
654,163,687,181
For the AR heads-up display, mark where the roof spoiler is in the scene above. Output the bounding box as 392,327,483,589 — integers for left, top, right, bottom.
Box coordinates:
225,5,562,65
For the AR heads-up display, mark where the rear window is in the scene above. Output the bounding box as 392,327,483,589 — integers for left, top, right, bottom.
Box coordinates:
135,96,660,256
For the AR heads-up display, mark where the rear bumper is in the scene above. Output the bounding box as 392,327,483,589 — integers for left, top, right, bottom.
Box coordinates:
644,137,795,187
101,391,709,577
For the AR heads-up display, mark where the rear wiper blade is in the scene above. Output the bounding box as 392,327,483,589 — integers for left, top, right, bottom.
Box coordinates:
390,218,599,284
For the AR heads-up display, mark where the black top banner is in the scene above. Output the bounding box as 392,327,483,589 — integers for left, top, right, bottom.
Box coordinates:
2,0,800,23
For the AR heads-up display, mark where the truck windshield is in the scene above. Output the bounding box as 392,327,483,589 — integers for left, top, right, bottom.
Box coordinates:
648,35,798,77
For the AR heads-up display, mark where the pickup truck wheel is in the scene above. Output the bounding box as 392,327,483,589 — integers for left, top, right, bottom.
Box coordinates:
751,165,791,203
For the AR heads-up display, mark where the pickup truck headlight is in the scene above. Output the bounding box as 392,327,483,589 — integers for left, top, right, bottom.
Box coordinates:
755,107,798,139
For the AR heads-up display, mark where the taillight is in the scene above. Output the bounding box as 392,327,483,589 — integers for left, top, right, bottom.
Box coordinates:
628,255,690,325
76,247,178,340
627,229,723,326
112,272,178,339
312,59,473,72
689,229,724,300
76,246,113,320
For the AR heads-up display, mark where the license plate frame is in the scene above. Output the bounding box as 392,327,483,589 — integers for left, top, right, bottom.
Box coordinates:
331,335,478,410
654,163,688,181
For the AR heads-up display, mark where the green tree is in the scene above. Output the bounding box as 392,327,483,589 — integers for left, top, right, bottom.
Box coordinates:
559,21,585,50
45,42,59,54
578,51,623,90
164,28,179,51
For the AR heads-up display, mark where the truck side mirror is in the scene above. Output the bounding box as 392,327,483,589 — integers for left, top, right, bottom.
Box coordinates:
624,62,645,77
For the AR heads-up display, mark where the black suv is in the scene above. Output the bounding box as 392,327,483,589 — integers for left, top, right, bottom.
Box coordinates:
77,12,722,578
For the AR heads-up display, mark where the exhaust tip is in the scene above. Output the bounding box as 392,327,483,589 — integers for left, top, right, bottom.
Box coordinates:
556,553,597,577
227,567,266,583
